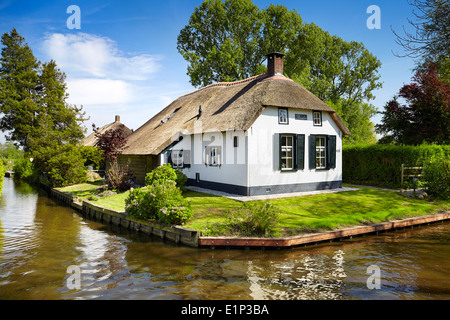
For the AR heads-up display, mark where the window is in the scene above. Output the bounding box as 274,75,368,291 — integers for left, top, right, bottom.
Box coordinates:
313,111,322,126
278,108,289,124
171,150,184,168
309,135,336,170
233,136,238,148
315,137,326,169
210,147,218,166
280,135,294,170
205,146,221,167
278,134,304,171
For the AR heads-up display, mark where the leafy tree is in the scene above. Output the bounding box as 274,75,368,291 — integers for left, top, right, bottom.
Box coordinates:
79,145,105,170
177,0,382,144
92,124,129,162
376,63,450,145
177,0,266,87
0,28,40,151
0,29,89,187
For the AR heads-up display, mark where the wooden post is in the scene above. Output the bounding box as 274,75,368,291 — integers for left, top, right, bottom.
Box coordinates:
401,163,404,189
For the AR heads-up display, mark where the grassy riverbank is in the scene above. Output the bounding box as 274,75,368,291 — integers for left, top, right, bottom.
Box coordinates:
56,181,450,237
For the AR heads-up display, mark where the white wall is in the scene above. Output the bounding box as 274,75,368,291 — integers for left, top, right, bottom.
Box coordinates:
168,130,248,187
247,107,343,188
166,106,343,190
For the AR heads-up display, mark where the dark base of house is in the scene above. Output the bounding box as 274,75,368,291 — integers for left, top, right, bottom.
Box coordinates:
186,179,343,196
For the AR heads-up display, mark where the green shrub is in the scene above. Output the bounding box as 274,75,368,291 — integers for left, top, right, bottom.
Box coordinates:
125,186,157,220
423,157,450,200
226,202,279,237
126,180,193,225
145,164,177,186
343,144,450,188
174,168,188,190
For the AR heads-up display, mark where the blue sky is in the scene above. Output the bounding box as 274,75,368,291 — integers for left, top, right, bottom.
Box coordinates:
0,0,419,138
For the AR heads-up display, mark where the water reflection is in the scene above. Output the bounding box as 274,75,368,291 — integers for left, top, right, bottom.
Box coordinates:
0,177,449,300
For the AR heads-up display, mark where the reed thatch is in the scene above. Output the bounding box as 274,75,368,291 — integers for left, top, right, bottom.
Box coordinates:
122,74,350,156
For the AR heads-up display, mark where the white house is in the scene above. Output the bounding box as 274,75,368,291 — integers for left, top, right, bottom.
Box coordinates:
119,53,350,196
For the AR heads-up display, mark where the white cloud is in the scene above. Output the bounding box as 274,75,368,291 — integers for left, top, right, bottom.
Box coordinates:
66,78,133,105
42,32,161,80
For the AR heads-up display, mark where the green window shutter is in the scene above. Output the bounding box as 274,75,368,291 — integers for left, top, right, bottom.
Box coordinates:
278,134,282,170
327,135,337,169
296,134,305,170
309,135,316,169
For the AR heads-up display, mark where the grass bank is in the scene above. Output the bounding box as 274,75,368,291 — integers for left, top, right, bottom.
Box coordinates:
57,182,449,238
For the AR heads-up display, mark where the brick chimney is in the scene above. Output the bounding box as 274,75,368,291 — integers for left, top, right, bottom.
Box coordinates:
115,115,120,122
266,52,285,76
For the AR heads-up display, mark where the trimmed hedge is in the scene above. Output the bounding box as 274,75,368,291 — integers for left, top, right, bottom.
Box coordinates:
343,144,450,188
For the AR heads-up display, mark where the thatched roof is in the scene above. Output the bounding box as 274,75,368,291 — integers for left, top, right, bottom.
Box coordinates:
83,116,133,147
122,74,350,156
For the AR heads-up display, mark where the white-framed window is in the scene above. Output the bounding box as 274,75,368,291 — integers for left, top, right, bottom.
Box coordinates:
313,111,322,126
278,108,288,125
281,135,294,170
315,136,326,169
205,146,221,167
172,150,184,168
210,147,218,166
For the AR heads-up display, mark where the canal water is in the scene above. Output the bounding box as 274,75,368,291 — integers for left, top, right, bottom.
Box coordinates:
0,177,449,300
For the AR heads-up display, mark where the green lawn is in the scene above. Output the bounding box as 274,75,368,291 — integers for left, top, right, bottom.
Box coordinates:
56,180,106,199
57,183,450,237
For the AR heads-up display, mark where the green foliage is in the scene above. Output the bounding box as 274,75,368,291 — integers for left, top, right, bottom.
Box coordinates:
423,157,450,200
12,157,36,181
0,142,24,171
204,202,279,237
80,145,105,170
44,146,87,188
0,157,4,195
177,0,382,145
174,168,188,190
0,29,87,153
343,144,450,188
145,164,178,186
126,180,193,225
227,202,279,237
0,29,88,189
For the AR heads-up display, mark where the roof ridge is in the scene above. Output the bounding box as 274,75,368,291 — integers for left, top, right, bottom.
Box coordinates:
180,73,269,99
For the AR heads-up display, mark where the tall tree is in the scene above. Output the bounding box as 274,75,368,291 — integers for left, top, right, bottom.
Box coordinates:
177,0,266,87
392,0,449,62
28,60,87,151
177,0,382,144
376,63,449,145
392,0,450,82
0,29,87,154
0,28,40,150
0,29,88,187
